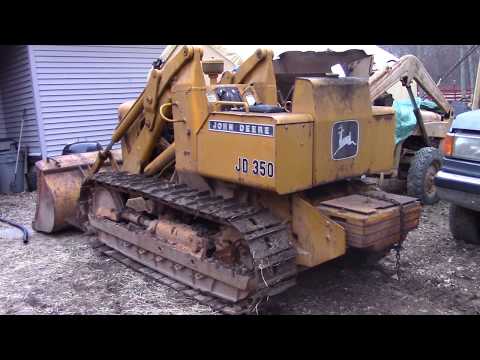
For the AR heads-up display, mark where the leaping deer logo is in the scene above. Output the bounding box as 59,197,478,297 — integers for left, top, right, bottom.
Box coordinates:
333,124,357,157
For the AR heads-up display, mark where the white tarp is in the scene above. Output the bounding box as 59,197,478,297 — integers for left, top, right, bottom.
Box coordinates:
160,45,399,71
159,45,411,99
216,45,398,71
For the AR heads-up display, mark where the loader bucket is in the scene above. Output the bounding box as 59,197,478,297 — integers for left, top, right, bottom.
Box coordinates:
33,149,122,233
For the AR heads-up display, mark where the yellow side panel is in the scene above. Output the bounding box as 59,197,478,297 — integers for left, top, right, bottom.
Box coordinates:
369,109,396,172
197,117,277,191
292,78,396,186
292,195,346,268
275,122,313,194
197,113,313,194
173,85,210,174
173,90,195,173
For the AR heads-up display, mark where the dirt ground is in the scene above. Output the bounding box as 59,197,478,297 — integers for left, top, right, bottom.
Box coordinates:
1,191,480,315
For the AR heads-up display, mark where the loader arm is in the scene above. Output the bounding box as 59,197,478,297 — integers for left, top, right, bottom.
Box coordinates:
219,48,277,105
90,46,204,175
369,55,452,116
33,46,207,233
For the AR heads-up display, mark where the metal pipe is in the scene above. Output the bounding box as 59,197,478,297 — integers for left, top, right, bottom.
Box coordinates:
111,90,145,144
159,103,184,123
144,143,176,176
86,94,145,176
405,82,431,147
11,109,26,192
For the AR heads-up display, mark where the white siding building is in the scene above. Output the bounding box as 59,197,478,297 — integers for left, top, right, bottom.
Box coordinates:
0,45,166,159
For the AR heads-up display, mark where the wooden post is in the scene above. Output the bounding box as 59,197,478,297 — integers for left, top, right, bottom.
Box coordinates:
472,57,480,110
468,47,475,94
460,46,467,99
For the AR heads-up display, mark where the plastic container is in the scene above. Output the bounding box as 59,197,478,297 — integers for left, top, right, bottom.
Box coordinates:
0,149,25,193
0,138,17,152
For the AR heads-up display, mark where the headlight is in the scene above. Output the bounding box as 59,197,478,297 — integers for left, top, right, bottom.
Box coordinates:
446,133,480,162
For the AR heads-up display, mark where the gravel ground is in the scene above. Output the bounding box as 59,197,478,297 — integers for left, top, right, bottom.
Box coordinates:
1,191,480,315
0,192,213,315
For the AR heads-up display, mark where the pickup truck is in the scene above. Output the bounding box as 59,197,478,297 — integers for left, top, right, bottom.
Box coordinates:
434,109,480,244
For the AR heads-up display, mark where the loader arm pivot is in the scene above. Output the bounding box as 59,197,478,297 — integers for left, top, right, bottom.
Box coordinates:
369,55,452,116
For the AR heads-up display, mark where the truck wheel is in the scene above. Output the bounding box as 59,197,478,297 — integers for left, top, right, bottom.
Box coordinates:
449,204,480,244
407,147,443,205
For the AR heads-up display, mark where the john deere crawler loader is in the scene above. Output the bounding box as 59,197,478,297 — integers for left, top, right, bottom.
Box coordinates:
33,47,422,314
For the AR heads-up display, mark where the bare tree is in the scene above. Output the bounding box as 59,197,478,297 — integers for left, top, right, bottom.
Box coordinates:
379,45,479,87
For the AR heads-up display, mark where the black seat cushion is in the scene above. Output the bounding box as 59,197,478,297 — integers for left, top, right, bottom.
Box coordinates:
248,104,286,113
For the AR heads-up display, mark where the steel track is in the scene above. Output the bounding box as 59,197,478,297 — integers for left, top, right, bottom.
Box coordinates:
81,171,298,314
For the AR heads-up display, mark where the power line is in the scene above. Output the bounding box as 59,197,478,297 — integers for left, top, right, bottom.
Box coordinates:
437,45,480,86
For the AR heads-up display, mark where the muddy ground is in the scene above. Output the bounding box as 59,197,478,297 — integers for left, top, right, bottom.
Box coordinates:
1,191,480,315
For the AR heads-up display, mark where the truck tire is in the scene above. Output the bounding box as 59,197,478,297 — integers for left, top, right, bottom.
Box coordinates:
407,147,443,205
449,204,480,244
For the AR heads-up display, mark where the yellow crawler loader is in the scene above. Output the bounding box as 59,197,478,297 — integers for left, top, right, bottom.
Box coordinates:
33,47,422,314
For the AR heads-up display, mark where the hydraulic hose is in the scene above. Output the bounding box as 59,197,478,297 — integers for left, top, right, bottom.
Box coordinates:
0,217,29,244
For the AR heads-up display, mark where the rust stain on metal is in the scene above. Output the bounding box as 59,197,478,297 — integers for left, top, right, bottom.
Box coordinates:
32,149,122,233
